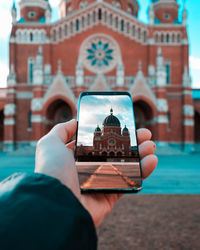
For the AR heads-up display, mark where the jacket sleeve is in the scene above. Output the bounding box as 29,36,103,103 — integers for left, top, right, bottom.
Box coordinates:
0,173,97,250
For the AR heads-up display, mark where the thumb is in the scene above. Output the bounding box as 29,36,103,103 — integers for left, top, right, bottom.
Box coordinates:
49,119,77,144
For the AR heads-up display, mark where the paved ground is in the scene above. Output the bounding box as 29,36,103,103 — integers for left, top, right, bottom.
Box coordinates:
0,152,199,193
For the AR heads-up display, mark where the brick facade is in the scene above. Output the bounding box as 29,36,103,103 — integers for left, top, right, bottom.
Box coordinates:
0,0,200,152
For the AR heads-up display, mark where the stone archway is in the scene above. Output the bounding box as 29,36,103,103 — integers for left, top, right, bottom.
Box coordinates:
45,99,73,132
194,111,200,142
0,110,4,150
133,100,154,137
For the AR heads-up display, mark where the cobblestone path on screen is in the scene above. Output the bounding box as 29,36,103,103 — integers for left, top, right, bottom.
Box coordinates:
81,165,136,189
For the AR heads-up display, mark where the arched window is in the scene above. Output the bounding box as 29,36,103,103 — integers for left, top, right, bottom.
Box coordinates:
28,58,34,84
166,33,170,43
161,33,164,43
177,33,181,43
82,16,85,29
165,59,171,84
155,33,159,43
30,32,33,42
59,27,62,40
109,14,113,26
121,20,124,32
172,33,175,43
87,13,91,26
143,30,147,43
64,24,68,36
115,16,118,29
137,28,141,40
98,8,102,20
53,29,56,42
132,25,135,37
70,22,73,34
28,111,32,129
76,19,79,31
93,11,96,23
126,23,130,34
103,11,107,23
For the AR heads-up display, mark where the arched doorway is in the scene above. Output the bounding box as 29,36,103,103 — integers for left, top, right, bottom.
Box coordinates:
45,99,73,132
194,111,200,142
0,110,4,150
133,100,154,137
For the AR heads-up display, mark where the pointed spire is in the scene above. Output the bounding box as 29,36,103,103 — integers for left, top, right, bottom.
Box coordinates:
182,0,187,26
11,0,17,24
57,60,62,75
7,63,16,86
110,108,113,115
149,3,154,25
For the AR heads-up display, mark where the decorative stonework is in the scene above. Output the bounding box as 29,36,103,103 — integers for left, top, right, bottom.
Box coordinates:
184,119,194,126
4,118,15,125
157,99,168,112
156,115,168,124
183,105,194,117
79,34,121,74
31,98,43,111
4,104,16,116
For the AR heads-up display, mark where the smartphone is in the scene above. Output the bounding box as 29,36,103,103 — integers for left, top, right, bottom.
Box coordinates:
75,91,142,193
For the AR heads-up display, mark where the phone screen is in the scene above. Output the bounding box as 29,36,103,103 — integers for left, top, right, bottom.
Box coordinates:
75,92,142,193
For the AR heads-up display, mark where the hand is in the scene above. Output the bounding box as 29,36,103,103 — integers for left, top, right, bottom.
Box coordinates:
35,119,157,227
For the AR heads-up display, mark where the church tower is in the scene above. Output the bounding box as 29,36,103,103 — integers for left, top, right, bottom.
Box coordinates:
151,0,179,24
19,0,51,23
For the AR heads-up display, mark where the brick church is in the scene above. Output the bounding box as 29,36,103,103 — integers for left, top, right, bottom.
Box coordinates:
0,0,200,152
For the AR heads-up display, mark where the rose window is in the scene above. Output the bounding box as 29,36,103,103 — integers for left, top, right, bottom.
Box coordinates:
80,34,120,74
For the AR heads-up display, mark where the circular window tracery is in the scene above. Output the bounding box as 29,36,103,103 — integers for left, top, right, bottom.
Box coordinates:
79,34,121,74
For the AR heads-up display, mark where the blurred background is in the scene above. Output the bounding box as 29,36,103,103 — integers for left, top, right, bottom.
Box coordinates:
0,0,199,249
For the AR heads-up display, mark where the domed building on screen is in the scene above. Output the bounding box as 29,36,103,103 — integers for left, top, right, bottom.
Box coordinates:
93,108,131,157
0,0,200,152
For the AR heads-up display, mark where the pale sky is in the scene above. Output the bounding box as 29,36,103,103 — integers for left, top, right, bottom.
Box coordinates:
77,95,137,146
0,0,199,88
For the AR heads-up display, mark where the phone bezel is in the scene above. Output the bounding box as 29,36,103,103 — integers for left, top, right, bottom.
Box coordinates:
75,91,143,193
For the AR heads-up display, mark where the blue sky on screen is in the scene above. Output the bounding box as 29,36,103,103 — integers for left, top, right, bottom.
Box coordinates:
77,95,137,146
0,0,199,88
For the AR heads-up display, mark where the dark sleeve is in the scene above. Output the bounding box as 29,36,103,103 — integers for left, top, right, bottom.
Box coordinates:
0,173,97,250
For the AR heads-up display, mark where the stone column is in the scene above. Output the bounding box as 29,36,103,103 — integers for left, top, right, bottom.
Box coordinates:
182,65,194,152
155,47,168,144
3,64,16,151
31,46,44,146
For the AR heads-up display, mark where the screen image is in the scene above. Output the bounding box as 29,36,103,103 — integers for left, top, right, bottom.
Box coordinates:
76,93,142,191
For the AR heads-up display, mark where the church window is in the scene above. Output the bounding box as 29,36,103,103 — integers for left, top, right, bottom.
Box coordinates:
172,33,175,43
120,20,124,32
166,33,170,43
161,33,164,43
115,16,118,29
28,58,34,84
93,11,96,23
126,23,130,34
76,19,79,31
70,22,73,34
28,11,35,18
177,33,181,43
30,32,33,42
109,14,113,26
98,8,102,20
165,60,171,84
164,13,170,19
82,16,85,28
59,27,62,39
28,111,32,129
137,28,141,40
64,24,68,36
87,13,91,26
132,25,135,37
53,29,56,42
143,30,147,43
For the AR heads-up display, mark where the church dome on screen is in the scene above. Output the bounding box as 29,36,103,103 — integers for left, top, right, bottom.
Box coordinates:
103,108,121,127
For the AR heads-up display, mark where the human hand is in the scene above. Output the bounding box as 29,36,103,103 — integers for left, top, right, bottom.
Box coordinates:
35,119,157,227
